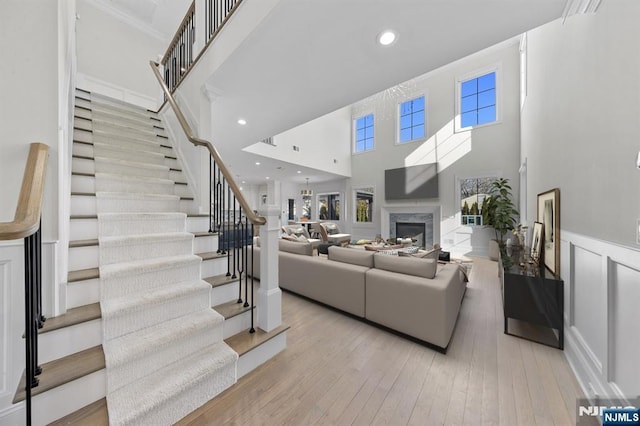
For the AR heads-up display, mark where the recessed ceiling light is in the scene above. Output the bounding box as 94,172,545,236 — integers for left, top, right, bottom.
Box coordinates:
255,162,260,166
237,119,247,125
297,170,302,174
241,181,246,184
265,176,270,180
378,30,397,46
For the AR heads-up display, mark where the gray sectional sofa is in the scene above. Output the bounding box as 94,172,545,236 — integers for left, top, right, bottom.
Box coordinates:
252,240,467,350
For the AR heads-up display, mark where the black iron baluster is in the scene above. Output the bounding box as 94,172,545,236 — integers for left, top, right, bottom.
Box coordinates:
208,156,213,233
250,223,255,333
243,216,249,308
225,181,231,276
232,196,237,280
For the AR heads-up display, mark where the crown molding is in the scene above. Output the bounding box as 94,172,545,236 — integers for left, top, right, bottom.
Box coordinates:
562,0,603,22
85,0,168,42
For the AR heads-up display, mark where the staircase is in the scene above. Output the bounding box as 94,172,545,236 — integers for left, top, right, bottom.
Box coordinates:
9,89,287,425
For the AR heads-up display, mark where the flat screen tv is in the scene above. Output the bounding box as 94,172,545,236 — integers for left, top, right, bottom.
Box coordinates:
385,163,438,200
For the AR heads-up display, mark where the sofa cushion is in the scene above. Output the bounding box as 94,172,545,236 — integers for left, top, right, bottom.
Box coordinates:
374,252,437,279
328,246,375,268
279,238,313,256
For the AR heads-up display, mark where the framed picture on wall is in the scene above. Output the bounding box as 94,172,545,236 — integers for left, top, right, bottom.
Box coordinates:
537,188,560,275
530,221,544,264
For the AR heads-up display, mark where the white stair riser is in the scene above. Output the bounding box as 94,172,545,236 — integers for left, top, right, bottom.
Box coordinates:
237,332,287,379
187,216,210,233
71,174,95,194
222,310,253,339
99,213,186,237
107,321,224,393
95,161,170,180
211,280,241,305
72,157,94,175
94,144,166,166
74,108,91,120
87,100,156,120
73,129,92,144
179,199,198,214
95,174,173,194
72,142,93,158
97,195,179,213
68,245,99,271
202,256,229,279
67,278,100,308
93,121,160,137
174,183,191,197
71,195,96,216
33,370,106,426
39,319,102,364
101,259,201,299
69,217,98,241
194,235,217,253
91,112,158,130
93,132,162,150
100,236,193,265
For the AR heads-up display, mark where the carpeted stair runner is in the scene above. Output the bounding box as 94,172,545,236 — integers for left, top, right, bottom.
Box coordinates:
87,93,237,425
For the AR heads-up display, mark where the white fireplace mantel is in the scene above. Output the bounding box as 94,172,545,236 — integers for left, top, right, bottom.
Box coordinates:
381,204,441,245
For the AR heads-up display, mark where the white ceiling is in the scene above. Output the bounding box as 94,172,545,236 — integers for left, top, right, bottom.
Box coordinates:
104,0,569,185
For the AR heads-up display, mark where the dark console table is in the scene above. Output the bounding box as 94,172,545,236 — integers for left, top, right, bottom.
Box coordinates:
499,248,564,349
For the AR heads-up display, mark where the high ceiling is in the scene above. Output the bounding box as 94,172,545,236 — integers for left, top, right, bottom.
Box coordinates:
101,0,570,185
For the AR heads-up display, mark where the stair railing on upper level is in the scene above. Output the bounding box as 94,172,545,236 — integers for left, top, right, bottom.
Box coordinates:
0,143,49,426
150,60,264,333
161,0,243,94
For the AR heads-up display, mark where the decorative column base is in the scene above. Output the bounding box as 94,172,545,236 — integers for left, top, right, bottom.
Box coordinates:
258,287,282,332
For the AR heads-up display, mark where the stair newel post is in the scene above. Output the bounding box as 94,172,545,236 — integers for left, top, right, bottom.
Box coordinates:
208,156,213,233
231,196,237,280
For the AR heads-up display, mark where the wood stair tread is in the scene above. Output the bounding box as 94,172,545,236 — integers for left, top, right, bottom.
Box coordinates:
193,231,217,237
225,324,290,357
13,345,105,403
68,268,99,282
213,301,253,320
49,398,108,426
204,274,239,288
197,251,227,261
69,239,98,248
39,303,101,335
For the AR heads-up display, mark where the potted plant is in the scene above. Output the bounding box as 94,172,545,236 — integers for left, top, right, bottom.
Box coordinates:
484,178,519,260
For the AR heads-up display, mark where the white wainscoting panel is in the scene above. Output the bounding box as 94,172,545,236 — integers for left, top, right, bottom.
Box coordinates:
76,73,159,110
572,246,606,372
610,261,640,397
562,230,640,403
1,260,9,396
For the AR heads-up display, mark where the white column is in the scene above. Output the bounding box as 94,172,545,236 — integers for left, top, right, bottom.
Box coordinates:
257,205,282,332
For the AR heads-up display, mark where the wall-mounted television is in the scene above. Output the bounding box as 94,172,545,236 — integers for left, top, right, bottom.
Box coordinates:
384,163,438,200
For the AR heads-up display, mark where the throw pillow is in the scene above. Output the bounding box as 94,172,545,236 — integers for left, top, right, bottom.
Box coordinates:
282,235,298,242
323,223,339,235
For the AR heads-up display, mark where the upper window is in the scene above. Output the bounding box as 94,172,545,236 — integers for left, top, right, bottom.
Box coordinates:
398,96,425,143
354,114,374,153
460,71,497,128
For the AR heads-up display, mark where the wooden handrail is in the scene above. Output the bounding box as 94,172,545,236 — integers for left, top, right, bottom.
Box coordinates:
0,143,49,240
149,61,266,226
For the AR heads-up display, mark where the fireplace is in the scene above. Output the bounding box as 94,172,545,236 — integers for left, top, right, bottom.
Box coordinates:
396,222,426,248
382,206,439,249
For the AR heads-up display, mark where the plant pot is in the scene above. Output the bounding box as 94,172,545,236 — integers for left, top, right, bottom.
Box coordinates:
488,239,500,261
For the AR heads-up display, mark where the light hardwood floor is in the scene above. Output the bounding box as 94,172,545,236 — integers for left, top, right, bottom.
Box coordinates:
177,257,586,425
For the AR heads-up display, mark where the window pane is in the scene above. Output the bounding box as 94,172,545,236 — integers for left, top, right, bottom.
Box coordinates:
461,95,477,113
400,115,412,130
412,111,424,126
356,140,364,152
356,117,365,130
478,89,495,108
477,106,496,124
365,138,374,150
364,127,373,139
412,124,425,139
400,101,412,115
412,96,424,112
478,72,496,91
461,111,477,128
364,114,373,126
356,129,365,141
461,79,477,97
400,128,412,142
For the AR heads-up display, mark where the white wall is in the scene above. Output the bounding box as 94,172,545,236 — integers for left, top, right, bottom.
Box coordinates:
243,107,352,178
76,0,165,102
349,42,522,253
522,1,640,401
